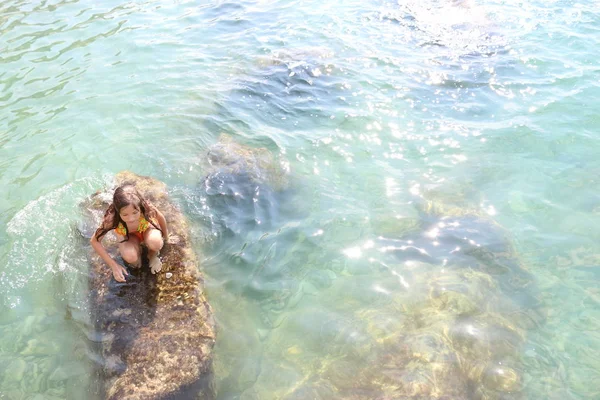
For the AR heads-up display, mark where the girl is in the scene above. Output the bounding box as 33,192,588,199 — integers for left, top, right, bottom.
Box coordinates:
91,184,168,282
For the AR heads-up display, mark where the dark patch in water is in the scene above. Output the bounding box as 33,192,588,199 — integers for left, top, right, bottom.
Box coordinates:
203,170,281,237
210,60,349,132
379,214,535,301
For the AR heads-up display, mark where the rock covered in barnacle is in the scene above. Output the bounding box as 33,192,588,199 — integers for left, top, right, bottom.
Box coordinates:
83,171,216,400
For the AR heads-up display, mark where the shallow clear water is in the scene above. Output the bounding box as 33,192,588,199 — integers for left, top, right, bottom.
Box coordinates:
1,0,599,398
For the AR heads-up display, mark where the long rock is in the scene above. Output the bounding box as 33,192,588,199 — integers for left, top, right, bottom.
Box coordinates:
83,171,215,400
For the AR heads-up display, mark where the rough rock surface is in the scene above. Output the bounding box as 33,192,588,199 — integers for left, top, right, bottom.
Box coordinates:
204,134,288,189
83,171,216,400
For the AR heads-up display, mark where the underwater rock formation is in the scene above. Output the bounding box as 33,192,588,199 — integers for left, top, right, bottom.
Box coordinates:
205,134,288,190
195,135,308,397
257,201,542,400
83,171,215,400
357,205,538,398
200,134,290,237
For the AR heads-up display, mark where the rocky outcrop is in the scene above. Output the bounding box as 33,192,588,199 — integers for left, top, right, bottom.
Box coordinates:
83,171,215,400
199,134,290,238
270,206,542,400
204,134,288,190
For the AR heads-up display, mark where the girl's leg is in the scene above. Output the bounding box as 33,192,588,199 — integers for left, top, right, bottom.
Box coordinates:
144,228,164,273
118,236,142,267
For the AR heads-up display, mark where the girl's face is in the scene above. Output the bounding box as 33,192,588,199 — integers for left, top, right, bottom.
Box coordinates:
119,204,141,226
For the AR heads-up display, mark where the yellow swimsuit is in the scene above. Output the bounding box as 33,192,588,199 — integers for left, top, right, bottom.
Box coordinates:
115,217,151,241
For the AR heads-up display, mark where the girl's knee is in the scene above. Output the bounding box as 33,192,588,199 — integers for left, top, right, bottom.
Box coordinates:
118,236,141,264
146,233,164,252
121,248,139,264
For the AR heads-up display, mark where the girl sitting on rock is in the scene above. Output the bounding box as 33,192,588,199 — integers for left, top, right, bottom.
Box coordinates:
91,184,167,282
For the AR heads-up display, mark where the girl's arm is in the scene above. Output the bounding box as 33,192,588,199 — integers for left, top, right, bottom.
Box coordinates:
154,208,168,240
90,232,128,282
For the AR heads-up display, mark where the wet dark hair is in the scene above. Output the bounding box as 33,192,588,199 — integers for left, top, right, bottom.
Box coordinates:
93,184,161,242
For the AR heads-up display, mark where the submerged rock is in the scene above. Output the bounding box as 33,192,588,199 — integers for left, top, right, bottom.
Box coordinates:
258,195,540,399
205,134,288,190
83,171,216,400
200,134,290,238
370,215,534,398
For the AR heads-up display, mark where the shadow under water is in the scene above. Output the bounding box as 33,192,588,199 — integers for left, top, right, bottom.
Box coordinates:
87,251,158,396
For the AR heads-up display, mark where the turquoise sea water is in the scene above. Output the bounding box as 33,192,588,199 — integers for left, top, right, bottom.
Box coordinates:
1,0,599,398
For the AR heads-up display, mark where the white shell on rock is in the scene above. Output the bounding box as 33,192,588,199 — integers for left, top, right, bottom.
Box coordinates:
165,273,173,279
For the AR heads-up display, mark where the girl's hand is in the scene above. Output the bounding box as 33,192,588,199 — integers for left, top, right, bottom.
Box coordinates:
111,264,128,282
